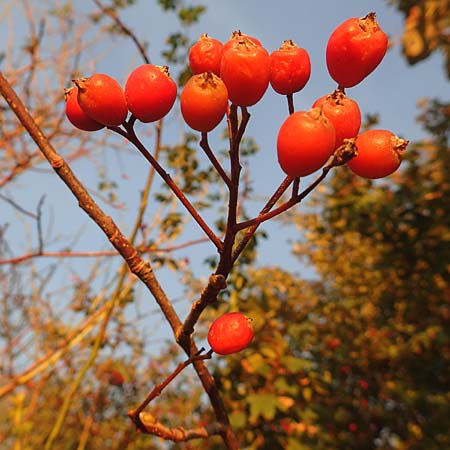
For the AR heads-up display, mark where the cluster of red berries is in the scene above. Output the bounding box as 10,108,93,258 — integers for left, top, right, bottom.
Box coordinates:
66,12,408,186
65,12,409,356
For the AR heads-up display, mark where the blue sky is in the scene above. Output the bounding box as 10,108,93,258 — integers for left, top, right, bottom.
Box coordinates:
2,1,449,341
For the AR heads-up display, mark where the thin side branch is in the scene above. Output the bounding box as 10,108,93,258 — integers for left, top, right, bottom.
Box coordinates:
128,349,213,425
138,413,226,441
231,175,293,262
200,132,231,188
234,167,331,232
0,237,210,266
92,0,151,64
176,274,227,349
113,122,223,251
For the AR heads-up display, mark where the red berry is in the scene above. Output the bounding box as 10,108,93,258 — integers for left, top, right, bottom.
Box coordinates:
180,72,228,132
73,74,128,127
108,369,125,387
222,30,262,53
359,380,369,390
277,108,336,177
64,87,104,132
269,39,311,95
326,12,388,88
189,34,223,76
348,129,408,179
220,36,270,107
312,89,361,149
208,312,254,355
125,64,177,123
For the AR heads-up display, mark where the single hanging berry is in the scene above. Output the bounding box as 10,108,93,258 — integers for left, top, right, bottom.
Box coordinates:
312,89,361,149
208,312,254,355
269,39,311,95
64,86,105,132
348,129,408,179
326,12,388,88
73,74,128,127
125,64,177,123
220,36,270,107
277,107,336,177
180,72,229,132
189,34,223,76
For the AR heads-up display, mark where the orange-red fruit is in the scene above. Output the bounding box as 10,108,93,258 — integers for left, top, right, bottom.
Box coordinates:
74,74,128,127
220,36,270,107
180,72,228,132
125,64,177,123
222,30,262,53
64,87,105,132
312,89,361,149
326,12,388,88
189,34,223,76
208,312,254,355
270,40,311,95
348,129,408,179
277,108,336,177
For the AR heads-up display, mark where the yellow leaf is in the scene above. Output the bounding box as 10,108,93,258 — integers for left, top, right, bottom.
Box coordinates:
302,387,312,402
278,395,294,410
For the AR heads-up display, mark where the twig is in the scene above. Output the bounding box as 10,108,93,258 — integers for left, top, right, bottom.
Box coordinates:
287,93,295,115
127,120,163,243
0,192,38,219
176,275,227,349
137,414,226,441
113,121,223,251
129,348,213,425
36,195,46,254
234,166,332,232
91,0,150,64
216,105,250,274
232,175,293,262
200,132,231,188
0,236,210,266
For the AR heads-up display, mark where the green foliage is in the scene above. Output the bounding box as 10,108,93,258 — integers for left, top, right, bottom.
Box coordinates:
158,0,179,10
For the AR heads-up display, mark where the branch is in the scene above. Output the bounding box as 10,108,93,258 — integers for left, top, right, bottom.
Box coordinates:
91,0,151,64
36,194,46,254
137,413,226,441
176,274,227,349
113,122,223,251
128,349,213,424
216,105,250,274
200,132,231,188
0,71,239,450
0,70,182,346
0,237,210,266
232,175,293,262
232,140,358,234
234,167,331,232
0,192,38,219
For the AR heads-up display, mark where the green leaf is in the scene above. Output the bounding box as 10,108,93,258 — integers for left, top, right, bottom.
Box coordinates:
229,411,247,429
248,393,278,421
287,438,312,450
